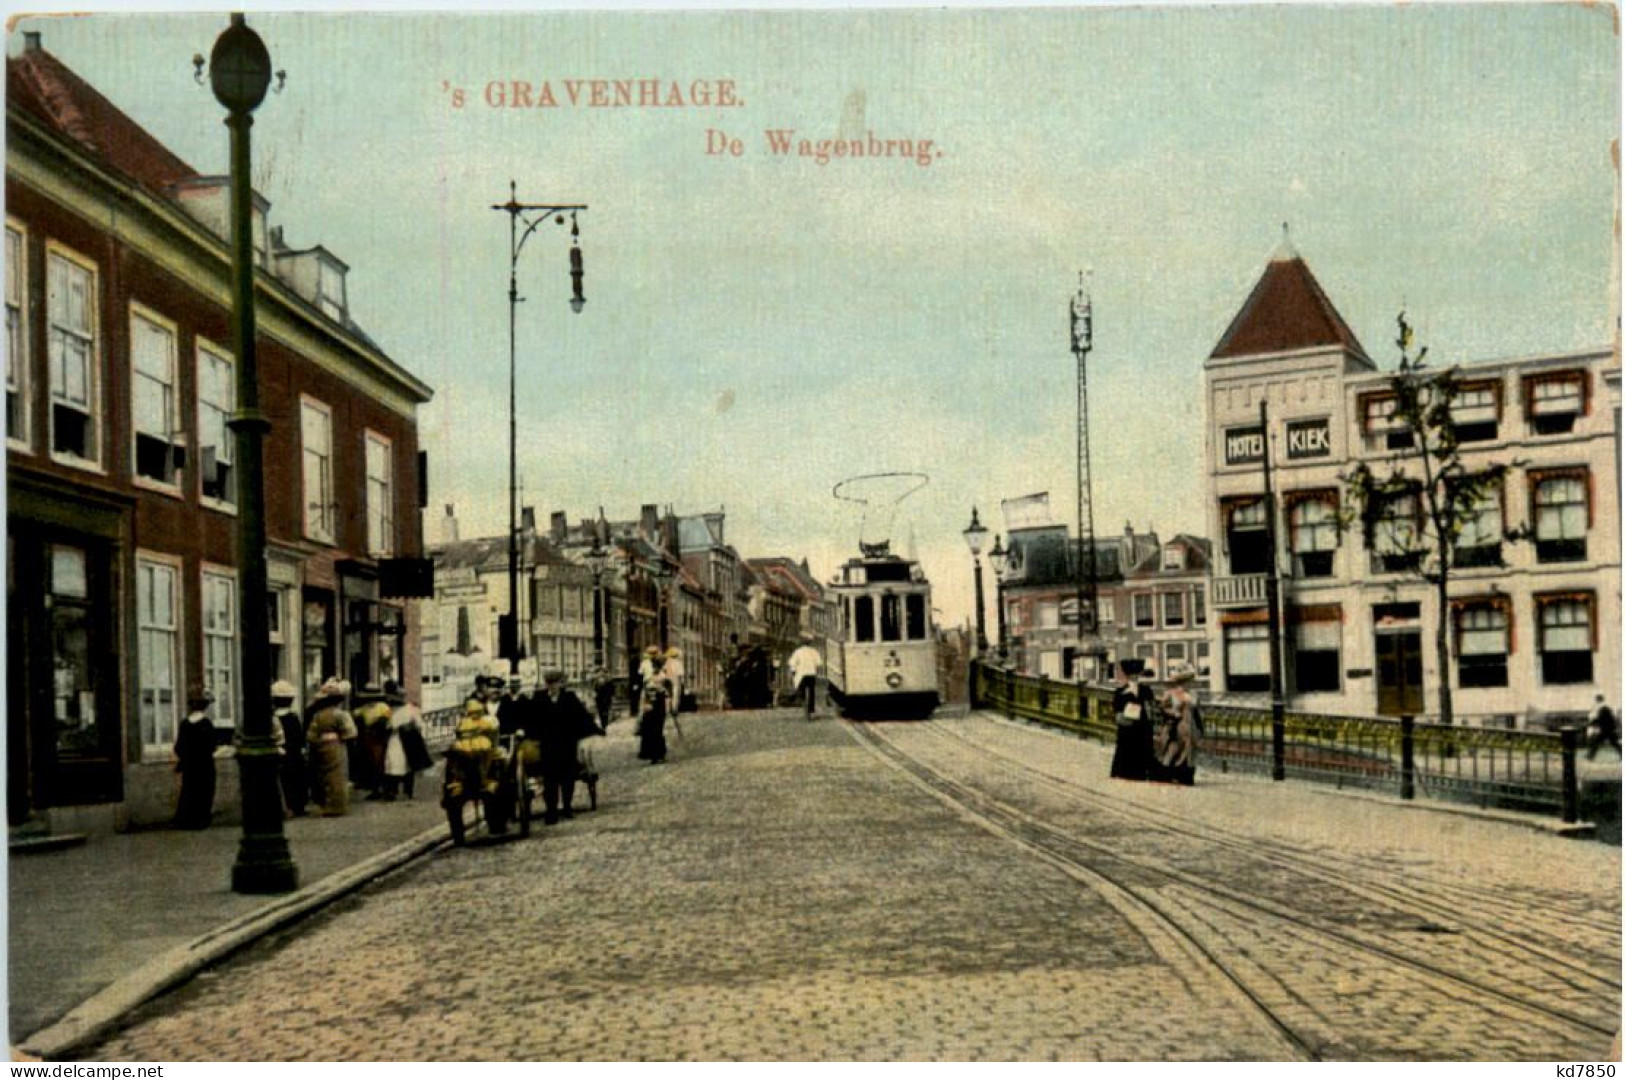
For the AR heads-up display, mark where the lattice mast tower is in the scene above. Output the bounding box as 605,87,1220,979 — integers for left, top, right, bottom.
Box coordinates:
1071,273,1099,655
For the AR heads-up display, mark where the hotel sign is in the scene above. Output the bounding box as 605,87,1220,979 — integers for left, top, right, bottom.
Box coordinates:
1286,418,1332,460
1224,425,1265,466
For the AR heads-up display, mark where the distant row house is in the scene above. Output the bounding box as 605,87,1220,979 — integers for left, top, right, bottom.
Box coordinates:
6,37,433,831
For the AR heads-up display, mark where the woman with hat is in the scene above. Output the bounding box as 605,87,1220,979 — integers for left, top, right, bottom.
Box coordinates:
1157,666,1201,786
1109,659,1156,782
271,680,308,816
381,681,432,800
172,687,219,829
306,678,359,815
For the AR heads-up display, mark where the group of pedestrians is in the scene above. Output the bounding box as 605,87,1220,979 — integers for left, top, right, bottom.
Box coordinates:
172,677,435,830
1109,659,1200,786
465,671,603,824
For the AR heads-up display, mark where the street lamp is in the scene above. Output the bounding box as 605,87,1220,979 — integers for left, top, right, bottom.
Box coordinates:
491,183,587,671
962,507,989,656
585,533,609,671
206,13,296,894
988,534,1008,663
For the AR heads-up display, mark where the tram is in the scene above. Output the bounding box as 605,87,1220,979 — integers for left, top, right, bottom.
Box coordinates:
826,540,940,719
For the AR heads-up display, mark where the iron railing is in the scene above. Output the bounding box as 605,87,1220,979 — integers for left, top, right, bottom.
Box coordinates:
970,662,1581,820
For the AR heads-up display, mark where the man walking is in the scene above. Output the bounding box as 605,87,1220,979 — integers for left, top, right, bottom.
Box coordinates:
1587,694,1620,760
787,636,822,721
532,670,599,823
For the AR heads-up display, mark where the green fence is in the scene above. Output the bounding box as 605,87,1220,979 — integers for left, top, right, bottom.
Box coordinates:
970,662,1581,821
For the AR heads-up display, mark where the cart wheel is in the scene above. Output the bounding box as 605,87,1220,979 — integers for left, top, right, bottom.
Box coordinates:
516,760,532,837
446,802,467,846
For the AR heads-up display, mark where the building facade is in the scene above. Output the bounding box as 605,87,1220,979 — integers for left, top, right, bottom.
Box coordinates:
1203,240,1620,727
7,38,432,830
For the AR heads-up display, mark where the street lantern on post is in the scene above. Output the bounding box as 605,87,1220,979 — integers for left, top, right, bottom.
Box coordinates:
205,13,296,894
962,508,989,657
491,183,587,672
585,533,609,672
652,559,673,652
988,534,1009,663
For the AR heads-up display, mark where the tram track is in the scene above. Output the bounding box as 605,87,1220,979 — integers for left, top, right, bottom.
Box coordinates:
928,715,1622,996
846,718,1618,1059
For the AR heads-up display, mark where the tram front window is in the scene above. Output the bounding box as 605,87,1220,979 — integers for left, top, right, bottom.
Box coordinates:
881,595,901,641
855,596,875,642
906,594,926,640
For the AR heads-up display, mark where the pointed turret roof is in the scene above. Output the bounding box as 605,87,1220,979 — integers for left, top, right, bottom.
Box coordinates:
1210,234,1368,361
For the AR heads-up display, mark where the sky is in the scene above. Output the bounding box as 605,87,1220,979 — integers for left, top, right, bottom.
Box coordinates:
8,4,1618,631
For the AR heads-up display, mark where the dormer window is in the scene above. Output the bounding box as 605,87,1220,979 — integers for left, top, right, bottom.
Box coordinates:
317,258,346,321
1524,371,1588,436
1161,544,1185,571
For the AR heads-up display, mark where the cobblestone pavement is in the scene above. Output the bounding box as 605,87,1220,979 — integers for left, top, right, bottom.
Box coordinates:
88,708,1621,1062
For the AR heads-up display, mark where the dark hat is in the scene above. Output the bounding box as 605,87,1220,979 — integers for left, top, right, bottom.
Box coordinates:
187,686,215,708
544,669,566,685
354,683,385,701
384,681,407,704
1118,658,1144,678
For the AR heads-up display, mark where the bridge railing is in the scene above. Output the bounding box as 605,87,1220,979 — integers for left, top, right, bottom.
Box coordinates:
970,662,1580,820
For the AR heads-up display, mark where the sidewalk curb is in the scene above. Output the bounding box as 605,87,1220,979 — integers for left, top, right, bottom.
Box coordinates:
18,822,452,1061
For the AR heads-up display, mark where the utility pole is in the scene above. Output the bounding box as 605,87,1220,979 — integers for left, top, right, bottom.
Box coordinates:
1071,273,1099,679
1260,399,1286,781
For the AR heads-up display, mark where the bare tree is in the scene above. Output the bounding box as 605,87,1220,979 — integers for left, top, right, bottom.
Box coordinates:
1342,314,1524,725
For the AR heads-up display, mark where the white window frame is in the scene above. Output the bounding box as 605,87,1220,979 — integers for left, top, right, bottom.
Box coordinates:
1534,476,1588,543
317,258,346,321
364,429,393,557
1529,377,1583,418
1160,592,1184,628
196,338,237,513
1457,486,1503,550
1132,592,1154,628
129,304,184,494
301,396,335,544
201,565,239,729
45,241,100,470
137,552,184,753
7,219,30,452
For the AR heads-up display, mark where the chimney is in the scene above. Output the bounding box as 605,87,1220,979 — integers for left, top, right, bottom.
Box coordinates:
24,31,41,52
550,511,567,544
640,504,659,541
521,507,537,537
441,504,459,544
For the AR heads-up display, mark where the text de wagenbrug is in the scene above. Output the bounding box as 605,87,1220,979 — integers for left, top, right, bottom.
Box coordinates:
443,78,943,167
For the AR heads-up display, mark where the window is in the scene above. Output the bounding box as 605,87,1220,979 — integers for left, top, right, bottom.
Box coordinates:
137,557,181,750
1163,641,1187,666
1162,544,1185,571
1225,499,1271,575
1453,483,1502,568
880,594,901,642
131,308,183,487
317,259,346,321
365,430,393,556
202,570,238,727
301,398,334,542
1456,601,1509,689
1192,589,1206,626
1134,643,1156,667
854,596,874,642
1036,601,1059,630
1160,592,1184,628
197,342,235,507
1371,488,1421,574
1196,640,1211,676
1524,371,1586,436
1289,496,1338,578
1449,381,1500,443
1532,471,1588,563
1537,594,1594,685
1362,393,1413,451
1132,593,1154,628
267,586,291,688
906,594,926,640
7,222,28,449
1098,598,1115,627
1291,612,1341,693
1224,622,1270,692
46,247,98,464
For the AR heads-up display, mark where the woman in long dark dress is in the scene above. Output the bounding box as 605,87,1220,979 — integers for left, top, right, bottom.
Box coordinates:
1109,659,1155,781
173,688,218,829
637,678,670,765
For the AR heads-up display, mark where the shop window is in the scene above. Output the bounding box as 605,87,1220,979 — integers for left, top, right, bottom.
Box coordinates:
1292,616,1340,693
202,570,238,728
1449,382,1500,443
1224,623,1270,692
131,308,184,488
1532,471,1588,564
1456,603,1509,689
1524,371,1586,436
1225,499,1271,575
365,430,393,557
1160,592,1183,628
7,222,28,450
1370,488,1421,574
47,248,99,465
137,557,181,750
1538,595,1594,685
301,397,335,543
1289,496,1338,578
197,342,235,507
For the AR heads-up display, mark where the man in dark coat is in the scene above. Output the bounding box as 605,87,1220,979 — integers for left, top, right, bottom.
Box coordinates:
497,677,529,737
531,670,600,824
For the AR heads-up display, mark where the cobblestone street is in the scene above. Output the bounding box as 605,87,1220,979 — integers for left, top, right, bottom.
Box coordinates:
88,708,1621,1062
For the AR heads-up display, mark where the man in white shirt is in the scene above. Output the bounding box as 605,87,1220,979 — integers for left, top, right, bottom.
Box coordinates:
787,638,822,721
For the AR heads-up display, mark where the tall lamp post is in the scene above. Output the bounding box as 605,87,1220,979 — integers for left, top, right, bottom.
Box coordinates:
962,508,989,657
492,183,587,672
652,559,673,652
206,14,296,894
585,534,609,672
988,534,1008,663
